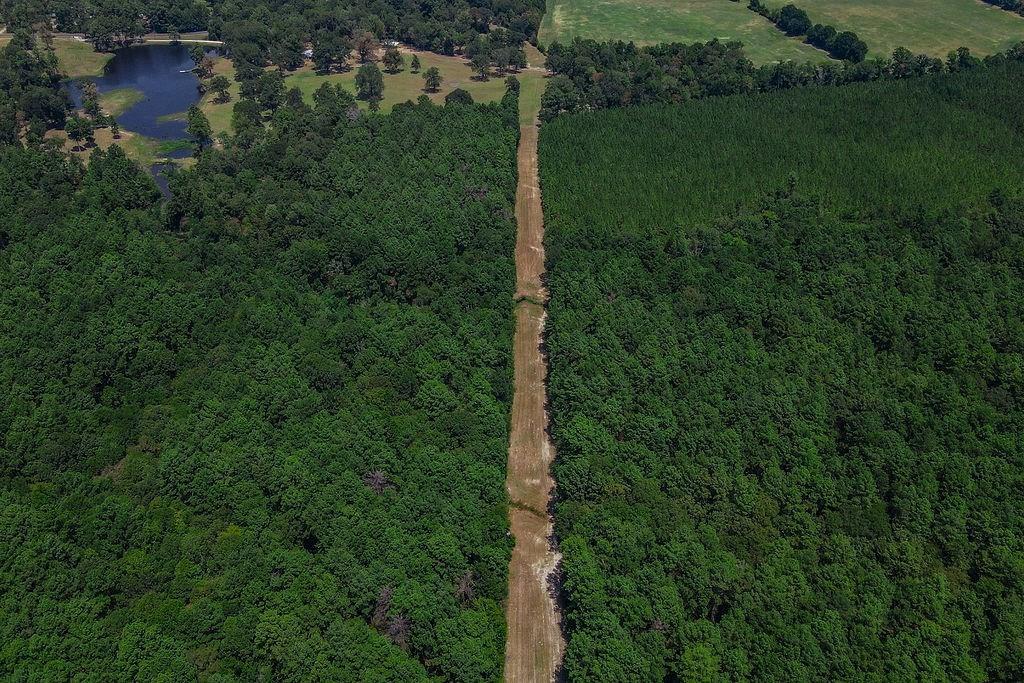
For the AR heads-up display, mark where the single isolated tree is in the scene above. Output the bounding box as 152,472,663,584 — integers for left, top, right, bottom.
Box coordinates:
64,115,92,150
410,54,421,73
355,62,384,105
110,118,120,139
382,45,403,74
423,66,442,93
445,88,473,106
209,74,231,103
186,104,212,150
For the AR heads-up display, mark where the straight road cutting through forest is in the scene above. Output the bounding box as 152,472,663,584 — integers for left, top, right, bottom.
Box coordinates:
504,118,565,681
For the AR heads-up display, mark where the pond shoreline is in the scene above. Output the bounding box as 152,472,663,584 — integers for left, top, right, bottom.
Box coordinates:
66,43,212,197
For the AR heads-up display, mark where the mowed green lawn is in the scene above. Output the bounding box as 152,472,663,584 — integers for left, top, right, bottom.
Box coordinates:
793,0,1024,57
538,0,832,63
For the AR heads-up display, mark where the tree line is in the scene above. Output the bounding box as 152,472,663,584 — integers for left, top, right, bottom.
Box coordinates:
539,36,1024,120
0,76,522,680
980,0,1024,17
748,0,868,62
0,30,68,142
539,61,1024,680
1,0,544,63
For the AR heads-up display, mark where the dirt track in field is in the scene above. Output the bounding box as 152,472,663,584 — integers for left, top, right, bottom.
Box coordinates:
504,121,564,682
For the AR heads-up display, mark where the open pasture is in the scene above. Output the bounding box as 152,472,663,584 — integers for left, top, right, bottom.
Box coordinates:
538,0,832,62
786,0,1024,57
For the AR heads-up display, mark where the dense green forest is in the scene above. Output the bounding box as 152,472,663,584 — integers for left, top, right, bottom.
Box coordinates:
0,86,520,679
1,0,544,59
542,61,1024,225
539,37,1023,120
0,30,69,139
540,63,1024,679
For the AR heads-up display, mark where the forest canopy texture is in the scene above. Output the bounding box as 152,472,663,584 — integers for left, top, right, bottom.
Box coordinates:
0,89,519,680
540,62,1024,680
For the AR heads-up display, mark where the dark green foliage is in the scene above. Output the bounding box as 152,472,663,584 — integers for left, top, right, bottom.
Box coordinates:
0,30,69,134
541,64,1024,680
445,88,474,105
423,66,443,92
355,62,384,103
981,0,1024,16
541,36,967,119
13,0,545,59
748,0,867,61
830,30,869,62
776,4,811,36
185,104,211,149
540,62,1024,227
0,86,520,680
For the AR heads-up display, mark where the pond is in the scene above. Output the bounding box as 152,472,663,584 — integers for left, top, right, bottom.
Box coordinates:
70,44,216,195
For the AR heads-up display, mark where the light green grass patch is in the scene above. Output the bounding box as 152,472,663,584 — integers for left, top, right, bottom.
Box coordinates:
156,110,187,123
538,0,833,63
518,71,546,124
787,0,1024,58
285,50,509,111
99,87,144,117
198,57,239,135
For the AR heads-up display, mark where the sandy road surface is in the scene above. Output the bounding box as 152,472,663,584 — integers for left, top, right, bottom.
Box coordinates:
504,120,564,682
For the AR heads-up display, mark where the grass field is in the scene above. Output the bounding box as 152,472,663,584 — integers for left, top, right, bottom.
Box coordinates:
538,0,832,63
200,49,547,134
790,0,1024,57
0,35,112,77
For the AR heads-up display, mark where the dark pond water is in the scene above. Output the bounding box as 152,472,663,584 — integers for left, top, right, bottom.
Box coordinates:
70,44,215,196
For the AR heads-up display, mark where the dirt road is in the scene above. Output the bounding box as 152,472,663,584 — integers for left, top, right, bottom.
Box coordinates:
504,119,564,681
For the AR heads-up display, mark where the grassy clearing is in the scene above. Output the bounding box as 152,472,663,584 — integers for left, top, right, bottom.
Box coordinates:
519,71,546,124
99,87,144,117
0,35,112,77
786,0,1024,58
285,49,510,109
200,49,545,134
537,0,832,63
46,126,190,168
47,127,150,165
198,56,239,135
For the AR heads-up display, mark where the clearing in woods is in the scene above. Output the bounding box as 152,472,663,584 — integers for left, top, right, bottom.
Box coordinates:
537,0,832,63
504,102,564,678
0,34,112,77
199,47,548,135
